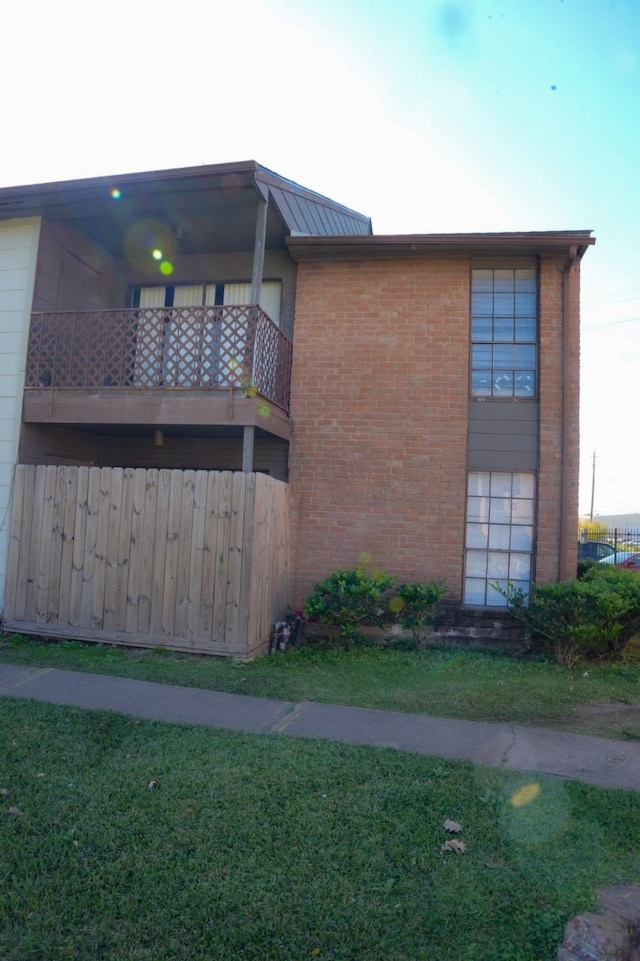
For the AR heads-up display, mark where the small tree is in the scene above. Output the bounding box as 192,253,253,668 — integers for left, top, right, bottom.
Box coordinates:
393,581,447,645
304,565,396,644
577,518,608,539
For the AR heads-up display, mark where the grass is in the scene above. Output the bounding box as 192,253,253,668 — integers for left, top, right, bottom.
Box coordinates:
2,697,640,961
1,632,640,739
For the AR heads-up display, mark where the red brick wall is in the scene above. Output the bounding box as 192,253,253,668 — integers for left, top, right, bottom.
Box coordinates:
536,256,580,582
288,257,471,606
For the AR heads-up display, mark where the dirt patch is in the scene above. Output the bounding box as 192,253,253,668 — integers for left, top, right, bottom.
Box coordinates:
534,703,640,741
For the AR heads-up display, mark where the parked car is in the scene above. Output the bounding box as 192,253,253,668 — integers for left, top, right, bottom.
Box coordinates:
599,551,640,570
577,541,616,561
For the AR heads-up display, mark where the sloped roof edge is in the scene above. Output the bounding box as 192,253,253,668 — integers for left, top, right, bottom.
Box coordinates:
0,161,261,203
254,164,372,235
0,160,373,236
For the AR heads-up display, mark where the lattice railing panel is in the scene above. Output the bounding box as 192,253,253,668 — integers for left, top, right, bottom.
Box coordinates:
25,306,292,410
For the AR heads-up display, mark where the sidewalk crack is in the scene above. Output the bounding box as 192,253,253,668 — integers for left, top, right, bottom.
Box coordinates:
501,724,517,766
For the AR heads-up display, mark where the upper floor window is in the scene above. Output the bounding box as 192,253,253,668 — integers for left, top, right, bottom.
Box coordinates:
470,267,537,398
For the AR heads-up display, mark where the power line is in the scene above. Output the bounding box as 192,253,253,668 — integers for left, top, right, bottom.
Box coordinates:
582,286,640,306
582,315,640,332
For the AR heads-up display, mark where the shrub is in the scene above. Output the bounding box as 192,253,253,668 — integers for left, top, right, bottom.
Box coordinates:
503,564,640,665
304,566,397,644
393,581,447,645
576,559,597,579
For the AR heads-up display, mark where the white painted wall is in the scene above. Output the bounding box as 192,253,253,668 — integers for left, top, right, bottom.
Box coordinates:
0,218,41,611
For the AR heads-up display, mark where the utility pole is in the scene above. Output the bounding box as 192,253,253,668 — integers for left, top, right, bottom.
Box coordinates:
589,451,596,521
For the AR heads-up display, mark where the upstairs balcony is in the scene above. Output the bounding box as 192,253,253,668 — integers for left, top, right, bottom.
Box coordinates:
23,305,293,438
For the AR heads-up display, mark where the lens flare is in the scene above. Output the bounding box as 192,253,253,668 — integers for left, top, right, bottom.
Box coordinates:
503,777,571,847
124,220,177,275
388,596,405,613
160,261,173,276
510,783,541,808
110,188,121,199
257,403,271,418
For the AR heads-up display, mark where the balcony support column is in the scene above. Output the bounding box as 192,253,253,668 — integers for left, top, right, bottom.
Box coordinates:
242,425,255,473
250,190,269,306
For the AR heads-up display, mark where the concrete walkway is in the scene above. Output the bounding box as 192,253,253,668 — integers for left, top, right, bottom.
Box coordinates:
2,662,639,792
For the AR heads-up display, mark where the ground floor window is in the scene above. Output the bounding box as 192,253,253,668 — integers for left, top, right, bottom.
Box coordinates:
464,470,535,606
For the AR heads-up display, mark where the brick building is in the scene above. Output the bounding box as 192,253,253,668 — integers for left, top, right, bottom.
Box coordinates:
287,234,592,609
0,162,593,653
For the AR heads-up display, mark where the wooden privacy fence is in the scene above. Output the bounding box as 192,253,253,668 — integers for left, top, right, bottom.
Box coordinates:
4,465,290,657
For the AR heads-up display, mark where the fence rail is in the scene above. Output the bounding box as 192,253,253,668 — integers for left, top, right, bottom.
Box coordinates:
579,527,640,548
578,527,640,564
25,306,293,411
4,465,290,657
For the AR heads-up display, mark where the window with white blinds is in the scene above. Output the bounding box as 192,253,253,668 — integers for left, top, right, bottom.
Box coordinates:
132,282,282,387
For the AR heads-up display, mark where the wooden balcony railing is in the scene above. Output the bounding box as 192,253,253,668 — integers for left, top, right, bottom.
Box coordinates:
25,305,293,412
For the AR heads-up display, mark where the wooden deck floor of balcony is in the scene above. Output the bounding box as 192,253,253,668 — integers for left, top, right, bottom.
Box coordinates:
22,389,291,440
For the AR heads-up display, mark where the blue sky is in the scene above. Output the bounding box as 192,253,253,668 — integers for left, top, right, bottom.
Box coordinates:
3,0,639,515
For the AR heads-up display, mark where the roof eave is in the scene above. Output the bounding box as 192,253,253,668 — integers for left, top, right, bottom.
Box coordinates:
286,231,596,262
0,161,261,204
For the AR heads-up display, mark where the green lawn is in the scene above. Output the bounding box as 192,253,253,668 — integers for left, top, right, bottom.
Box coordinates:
2,697,639,961
1,632,640,739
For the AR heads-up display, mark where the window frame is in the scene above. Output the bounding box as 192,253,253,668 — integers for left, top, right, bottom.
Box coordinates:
463,470,537,608
470,265,538,400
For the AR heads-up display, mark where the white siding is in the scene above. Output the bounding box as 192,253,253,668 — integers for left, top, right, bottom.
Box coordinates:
0,217,41,612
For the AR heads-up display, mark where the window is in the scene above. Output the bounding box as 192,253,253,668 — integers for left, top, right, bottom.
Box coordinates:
464,471,535,606
471,267,537,398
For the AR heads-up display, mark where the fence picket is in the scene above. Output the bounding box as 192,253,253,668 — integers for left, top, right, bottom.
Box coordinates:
5,465,27,621
45,466,69,624
35,466,58,622
92,467,113,630
137,469,158,634
103,468,124,631
238,473,256,652
113,468,135,631
149,470,171,636
174,470,196,641
187,471,208,643
125,468,148,634
80,468,101,629
225,472,247,652
160,471,184,637
58,467,79,626
212,472,233,646
200,471,220,641
69,467,89,627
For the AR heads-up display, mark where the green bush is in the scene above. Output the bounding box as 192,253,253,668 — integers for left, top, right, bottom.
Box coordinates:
304,566,397,644
576,559,597,579
504,564,640,665
393,580,447,645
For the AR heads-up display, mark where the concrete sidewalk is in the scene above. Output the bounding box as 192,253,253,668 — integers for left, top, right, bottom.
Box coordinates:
2,662,639,792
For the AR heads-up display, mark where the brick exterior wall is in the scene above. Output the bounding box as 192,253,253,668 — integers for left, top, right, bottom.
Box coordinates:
536,256,580,583
289,251,579,607
289,257,471,606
